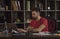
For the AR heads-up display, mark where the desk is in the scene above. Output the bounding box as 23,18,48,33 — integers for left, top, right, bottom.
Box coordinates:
31,35,60,39
12,33,60,39
0,35,59,39
0,32,60,39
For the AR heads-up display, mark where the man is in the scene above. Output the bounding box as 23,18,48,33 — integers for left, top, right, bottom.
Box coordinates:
26,8,48,32
18,8,48,32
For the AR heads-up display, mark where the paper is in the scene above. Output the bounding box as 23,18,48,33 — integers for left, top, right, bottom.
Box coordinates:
32,32,51,35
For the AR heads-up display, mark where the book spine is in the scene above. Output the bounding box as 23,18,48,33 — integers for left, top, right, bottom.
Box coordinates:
11,1,18,11
27,1,30,11
18,1,21,10
15,1,18,10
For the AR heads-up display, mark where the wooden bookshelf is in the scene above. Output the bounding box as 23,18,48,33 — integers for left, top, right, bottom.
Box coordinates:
0,0,60,31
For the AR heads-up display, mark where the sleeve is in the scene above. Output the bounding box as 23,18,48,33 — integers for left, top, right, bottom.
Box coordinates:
29,20,36,27
42,18,48,27
29,20,33,26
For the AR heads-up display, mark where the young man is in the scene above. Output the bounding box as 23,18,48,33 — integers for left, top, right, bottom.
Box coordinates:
27,8,48,32
17,8,48,32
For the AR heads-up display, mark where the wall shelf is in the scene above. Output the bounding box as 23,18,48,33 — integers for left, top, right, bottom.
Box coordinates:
0,0,60,30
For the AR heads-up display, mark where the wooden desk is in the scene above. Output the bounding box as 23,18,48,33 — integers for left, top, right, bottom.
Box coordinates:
0,32,60,39
12,34,60,39
0,32,12,37
0,35,59,39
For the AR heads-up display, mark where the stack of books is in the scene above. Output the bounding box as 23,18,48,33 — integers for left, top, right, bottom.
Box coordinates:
11,0,21,11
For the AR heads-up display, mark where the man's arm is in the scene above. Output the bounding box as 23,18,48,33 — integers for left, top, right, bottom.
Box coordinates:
33,24,46,32
33,19,48,32
17,26,33,32
27,26,33,31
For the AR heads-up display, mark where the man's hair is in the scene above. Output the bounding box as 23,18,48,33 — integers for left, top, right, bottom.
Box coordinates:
31,7,41,13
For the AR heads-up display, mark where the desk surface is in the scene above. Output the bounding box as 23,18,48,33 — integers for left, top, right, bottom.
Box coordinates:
0,32,60,39
0,35,59,39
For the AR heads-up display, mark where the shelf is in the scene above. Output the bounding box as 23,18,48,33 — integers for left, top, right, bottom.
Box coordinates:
56,0,60,1
11,10,25,12
0,10,60,12
0,23,29,24
40,10,55,11
13,22,30,24
0,23,4,24
0,10,11,12
0,10,25,12
0,0,59,30
56,20,60,22
14,22,24,24
0,10,31,12
40,10,60,11
11,10,31,11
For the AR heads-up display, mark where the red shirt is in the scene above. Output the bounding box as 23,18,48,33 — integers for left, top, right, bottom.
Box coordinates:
29,17,48,32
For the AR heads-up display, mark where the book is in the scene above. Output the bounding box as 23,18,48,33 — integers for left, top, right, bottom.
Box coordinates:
15,1,18,10
27,1,30,11
11,1,18,11
11,0,21,11
5,6,8,10
18,1,21,10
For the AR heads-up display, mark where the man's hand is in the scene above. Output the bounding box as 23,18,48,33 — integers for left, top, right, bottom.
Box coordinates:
27,26,33,31
33,28,39,32
17,28,27,32
32,24,46,32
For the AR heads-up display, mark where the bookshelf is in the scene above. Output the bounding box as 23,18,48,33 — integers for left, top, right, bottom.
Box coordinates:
0,0,60,31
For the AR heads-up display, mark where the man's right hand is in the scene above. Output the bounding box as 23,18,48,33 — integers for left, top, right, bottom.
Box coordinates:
17,28,27,32
27,26,33,31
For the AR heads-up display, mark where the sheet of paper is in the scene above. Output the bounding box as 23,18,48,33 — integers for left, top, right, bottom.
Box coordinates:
32,32,51,35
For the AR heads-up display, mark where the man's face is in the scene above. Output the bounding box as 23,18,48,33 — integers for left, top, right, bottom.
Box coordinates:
32,11,39,20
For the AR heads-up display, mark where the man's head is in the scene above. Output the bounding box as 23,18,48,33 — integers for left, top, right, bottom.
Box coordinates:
31,8,41,20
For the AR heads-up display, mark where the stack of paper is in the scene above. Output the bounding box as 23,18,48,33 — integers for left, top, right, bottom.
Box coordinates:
32,32,51,35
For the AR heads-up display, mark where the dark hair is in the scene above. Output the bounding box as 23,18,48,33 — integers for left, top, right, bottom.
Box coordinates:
31,7,41,13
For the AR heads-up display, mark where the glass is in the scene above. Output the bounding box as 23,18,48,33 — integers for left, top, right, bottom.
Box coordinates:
47,11,55,19
56,1,60,10
47,0,55,10
56,11,60,20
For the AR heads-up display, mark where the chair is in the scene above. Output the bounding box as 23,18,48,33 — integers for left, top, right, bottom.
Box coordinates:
45,17,56,32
